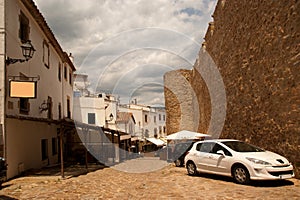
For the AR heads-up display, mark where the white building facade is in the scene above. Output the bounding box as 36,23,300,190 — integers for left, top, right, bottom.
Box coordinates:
73,74,134,163
73,74,118,129
1,0,75,178
116,112,135,135
118,103,166,140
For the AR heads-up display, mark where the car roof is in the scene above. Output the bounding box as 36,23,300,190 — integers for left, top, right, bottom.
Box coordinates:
175,141,194,144
196,139,239,143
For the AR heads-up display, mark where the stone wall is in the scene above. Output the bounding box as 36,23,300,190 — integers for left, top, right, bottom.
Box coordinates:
164,69,192,134
164,0,300,177
190,67,211,134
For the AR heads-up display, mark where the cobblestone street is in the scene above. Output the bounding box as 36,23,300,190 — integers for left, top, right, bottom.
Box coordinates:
0,157,299,199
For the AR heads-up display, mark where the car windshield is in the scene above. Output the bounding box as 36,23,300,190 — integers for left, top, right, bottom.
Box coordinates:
221,141,265,152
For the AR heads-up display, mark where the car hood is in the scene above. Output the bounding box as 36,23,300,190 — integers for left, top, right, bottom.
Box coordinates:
240,151,290,165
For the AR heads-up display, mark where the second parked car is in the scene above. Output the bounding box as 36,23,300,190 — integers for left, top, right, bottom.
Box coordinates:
172,142,194,167
184,139,294,184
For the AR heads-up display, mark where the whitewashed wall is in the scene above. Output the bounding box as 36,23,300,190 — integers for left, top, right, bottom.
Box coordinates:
4,0,74,178
119,105,166,139
5,0,74,120
73,96,106,126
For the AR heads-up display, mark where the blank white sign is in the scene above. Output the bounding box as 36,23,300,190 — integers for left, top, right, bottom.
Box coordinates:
9,81,37,98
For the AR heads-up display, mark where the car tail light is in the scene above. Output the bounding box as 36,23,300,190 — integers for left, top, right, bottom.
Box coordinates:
185,151,190,156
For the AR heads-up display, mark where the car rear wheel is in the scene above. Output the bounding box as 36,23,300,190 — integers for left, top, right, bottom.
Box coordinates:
186,162,197,176
175,159,182,167
232,165,250,184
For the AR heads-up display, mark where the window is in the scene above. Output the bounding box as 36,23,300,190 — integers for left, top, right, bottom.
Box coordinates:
43,40,50,68
58,103,62,119
221,141,264,152
198,142,214,153
52,138,58,155
58,63,61,81
211,143,232,156
144,129,149,138
88,113,96,124
154,116,156,123
196,142,232,156
159,126,162,134
47,96,52,119
67,97,71,118
73,91,80,97
20,98,29,114
69,72,72,85
163,115,166,121
64,64,68,80
196,143,202,151
41,139,48,160
163,126,166,133
19,11,30,42
145,114,148,123
159,114,161,121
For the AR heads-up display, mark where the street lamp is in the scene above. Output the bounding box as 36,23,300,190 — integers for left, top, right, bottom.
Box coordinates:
107,113,114,122
39,99,50,112
6,40,36,65
105,113,114,129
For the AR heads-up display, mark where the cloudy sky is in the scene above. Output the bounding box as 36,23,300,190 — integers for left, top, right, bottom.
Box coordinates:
34,0,217,106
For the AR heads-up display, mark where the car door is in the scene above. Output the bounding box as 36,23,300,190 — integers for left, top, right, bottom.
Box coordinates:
209,143,232,174
194,142,217,171
192,143,205,170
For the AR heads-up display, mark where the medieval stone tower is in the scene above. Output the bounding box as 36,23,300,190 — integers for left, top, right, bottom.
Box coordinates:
164,0,300,177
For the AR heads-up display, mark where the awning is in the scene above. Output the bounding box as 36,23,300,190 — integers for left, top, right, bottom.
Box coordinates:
120,134,131,140
159,137,167,143
146,138,166,146
131,136,139,141
166,130,210,140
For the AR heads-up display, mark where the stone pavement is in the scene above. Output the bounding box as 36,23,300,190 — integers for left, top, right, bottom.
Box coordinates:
112,157,168,173
0,157,299,199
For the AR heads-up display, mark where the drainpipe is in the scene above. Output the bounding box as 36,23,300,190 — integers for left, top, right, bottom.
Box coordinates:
2,0,7,167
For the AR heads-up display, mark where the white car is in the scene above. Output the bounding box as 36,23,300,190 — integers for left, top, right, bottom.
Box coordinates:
184,139,294,184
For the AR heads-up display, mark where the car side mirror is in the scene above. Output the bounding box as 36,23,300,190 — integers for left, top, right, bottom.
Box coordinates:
217,150,225,157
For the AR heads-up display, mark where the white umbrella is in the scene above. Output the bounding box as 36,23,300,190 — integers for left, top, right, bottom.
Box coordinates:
166,130,210,140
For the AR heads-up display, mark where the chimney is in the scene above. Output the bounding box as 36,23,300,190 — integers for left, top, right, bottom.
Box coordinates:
69,53,74,63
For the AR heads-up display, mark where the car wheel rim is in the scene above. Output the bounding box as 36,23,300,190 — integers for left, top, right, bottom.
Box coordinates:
235,168,246,183
188,163,195,174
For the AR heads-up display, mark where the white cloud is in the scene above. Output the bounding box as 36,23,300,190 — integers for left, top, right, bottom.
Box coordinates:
34,0,217,105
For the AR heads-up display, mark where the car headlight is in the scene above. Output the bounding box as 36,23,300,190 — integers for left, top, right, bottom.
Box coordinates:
246,157,272,165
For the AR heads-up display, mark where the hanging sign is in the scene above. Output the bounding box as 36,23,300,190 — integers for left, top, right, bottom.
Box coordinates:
9,80,37,98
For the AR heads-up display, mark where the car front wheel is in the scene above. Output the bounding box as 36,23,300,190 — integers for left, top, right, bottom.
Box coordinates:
232,165,250,184
186,162,197,176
